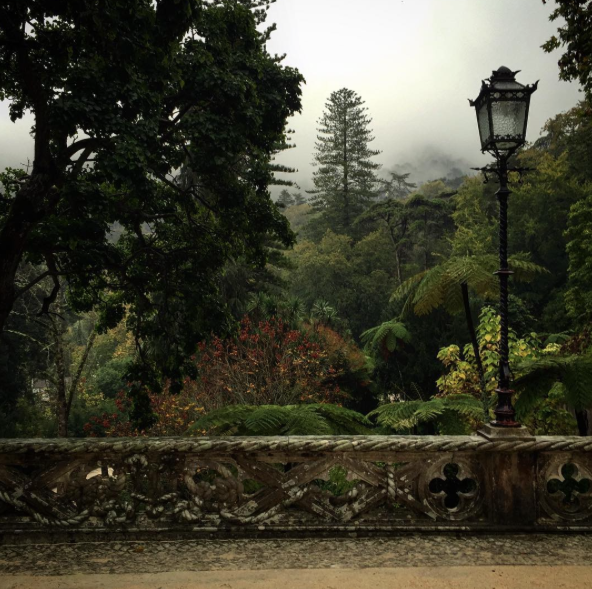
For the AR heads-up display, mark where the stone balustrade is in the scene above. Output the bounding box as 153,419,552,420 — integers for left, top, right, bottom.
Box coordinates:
0,435,591,541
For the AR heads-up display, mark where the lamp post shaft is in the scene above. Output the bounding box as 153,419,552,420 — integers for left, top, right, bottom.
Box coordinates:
493,156,519,427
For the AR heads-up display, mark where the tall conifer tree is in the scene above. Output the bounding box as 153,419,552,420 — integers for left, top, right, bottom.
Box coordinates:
309,88,381,234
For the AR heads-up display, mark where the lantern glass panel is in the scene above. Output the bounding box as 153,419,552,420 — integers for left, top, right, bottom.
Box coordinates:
477,102,490,147
490,100,526,148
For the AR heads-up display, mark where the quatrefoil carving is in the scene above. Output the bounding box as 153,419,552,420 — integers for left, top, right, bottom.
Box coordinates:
429,463,477,510
418,458,483,521
540,457,592,522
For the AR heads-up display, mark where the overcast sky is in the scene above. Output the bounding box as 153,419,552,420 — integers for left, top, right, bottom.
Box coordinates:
265,0,583,192
0,1,583,192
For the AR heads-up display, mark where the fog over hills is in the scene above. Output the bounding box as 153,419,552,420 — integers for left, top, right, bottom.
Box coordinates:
0,0,583,195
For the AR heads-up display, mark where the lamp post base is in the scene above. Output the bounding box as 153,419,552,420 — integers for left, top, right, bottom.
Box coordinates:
477,423,534,441
489,420,521,428
492,386,519,427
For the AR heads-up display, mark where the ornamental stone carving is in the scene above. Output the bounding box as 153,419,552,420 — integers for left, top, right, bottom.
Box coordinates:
539,455,592,522
0,436,591,538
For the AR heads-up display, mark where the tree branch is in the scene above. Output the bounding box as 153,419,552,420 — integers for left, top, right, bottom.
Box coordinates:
38,254,60,316
67,327,98,414
14,270,51,300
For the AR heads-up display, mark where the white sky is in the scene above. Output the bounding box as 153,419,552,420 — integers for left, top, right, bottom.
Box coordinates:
0,0,582,191
266,0,583,191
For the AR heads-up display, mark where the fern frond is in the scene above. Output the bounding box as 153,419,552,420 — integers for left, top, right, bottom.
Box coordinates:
514,355,592,414
244,406,289,434
509,258,549,283
444,394,484,419
413,398,445,422
390,270,428,311
283,406,332,435
368,400,423,427
411,266,448,315
186,405,256,435
446,256,497,299
313,403,373,434
187,404,371,436
561,357,592,410
368,394,482,432
360,320,411,353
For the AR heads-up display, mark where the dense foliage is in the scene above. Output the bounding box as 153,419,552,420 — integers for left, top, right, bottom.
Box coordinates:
2,1,592,438
0,0,303,427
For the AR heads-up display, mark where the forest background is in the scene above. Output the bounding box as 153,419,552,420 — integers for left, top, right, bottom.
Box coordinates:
1,0,592,439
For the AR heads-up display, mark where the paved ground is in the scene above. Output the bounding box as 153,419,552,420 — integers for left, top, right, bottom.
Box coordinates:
3,567,592,589
1,534,592,588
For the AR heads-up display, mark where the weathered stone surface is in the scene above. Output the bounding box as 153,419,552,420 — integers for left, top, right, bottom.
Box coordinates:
0,436,591,539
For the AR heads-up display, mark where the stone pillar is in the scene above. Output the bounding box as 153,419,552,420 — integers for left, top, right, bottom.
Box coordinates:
478,425,537,528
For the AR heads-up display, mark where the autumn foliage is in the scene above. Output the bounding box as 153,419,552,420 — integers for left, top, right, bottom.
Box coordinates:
185,317,345,409
83,387,205,437
84,316,356,435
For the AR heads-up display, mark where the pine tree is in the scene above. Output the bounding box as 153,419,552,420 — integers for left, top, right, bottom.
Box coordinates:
293,192,306,206
379,171,416,200
277,189,295,209
309,88,381,234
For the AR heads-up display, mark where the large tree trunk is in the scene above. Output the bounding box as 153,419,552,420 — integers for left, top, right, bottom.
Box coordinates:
575,410,590,436
52,317,98,438
461,282,489,420
0,12,59,333
0,175,55,333
52,318,69,438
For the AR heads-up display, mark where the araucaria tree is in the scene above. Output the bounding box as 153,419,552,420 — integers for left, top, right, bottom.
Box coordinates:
310,88,381,234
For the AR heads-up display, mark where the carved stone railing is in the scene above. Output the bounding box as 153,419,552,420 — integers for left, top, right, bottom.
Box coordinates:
1,435,591,541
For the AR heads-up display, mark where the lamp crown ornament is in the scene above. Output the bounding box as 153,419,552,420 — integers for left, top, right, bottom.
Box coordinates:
490,65,520,80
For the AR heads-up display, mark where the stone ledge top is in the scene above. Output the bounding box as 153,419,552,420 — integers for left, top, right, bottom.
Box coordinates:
0,435,591,454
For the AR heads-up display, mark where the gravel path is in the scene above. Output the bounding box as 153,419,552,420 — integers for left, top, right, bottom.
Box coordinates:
1,534,592,576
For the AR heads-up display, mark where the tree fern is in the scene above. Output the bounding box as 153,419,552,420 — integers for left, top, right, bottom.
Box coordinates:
514,355,592,417
284,406,333,435
186,403,373,436
391,254,547,421
244,406,289,434
360,319,411,355
393,255,548,317
313,403,374,434
368,394,483,434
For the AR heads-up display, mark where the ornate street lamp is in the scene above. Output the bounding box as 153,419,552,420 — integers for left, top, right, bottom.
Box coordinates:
470,67,538,427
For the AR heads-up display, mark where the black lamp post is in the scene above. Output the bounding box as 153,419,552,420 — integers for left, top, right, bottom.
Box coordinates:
470,67,538,427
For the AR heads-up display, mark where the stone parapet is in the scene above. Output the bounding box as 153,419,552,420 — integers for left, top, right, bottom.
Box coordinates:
0,435,591,540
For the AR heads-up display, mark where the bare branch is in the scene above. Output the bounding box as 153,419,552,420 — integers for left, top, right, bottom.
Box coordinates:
38,254,61,316
14,270,51,300
67,327,98,414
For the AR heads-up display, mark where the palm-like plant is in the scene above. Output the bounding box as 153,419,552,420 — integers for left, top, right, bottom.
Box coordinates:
186,403,373,436
360,319,411,358
368,394,483,435
393,255,546,317
514,355,592,434
311,299,338,326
